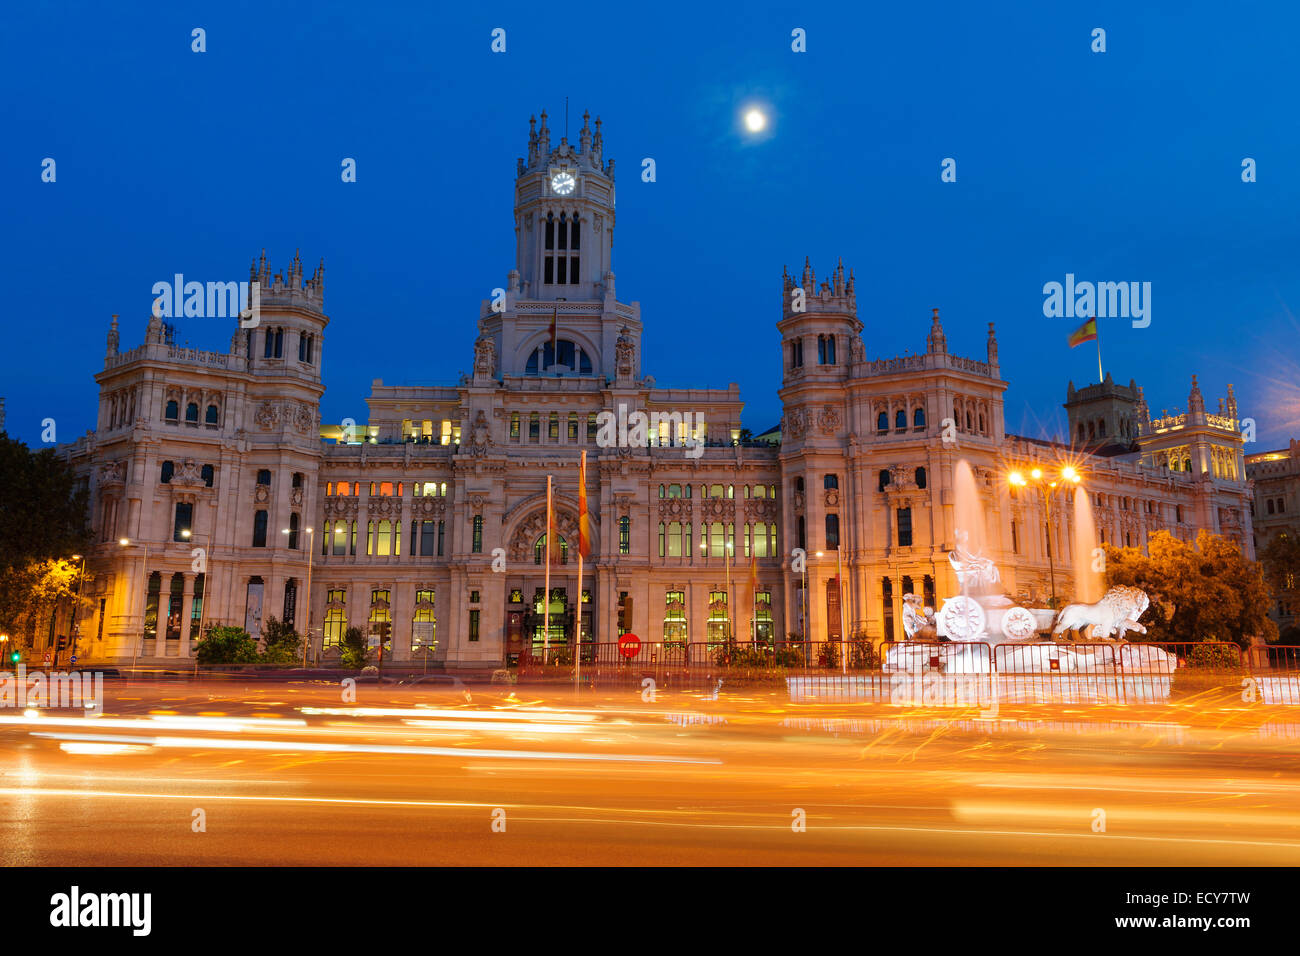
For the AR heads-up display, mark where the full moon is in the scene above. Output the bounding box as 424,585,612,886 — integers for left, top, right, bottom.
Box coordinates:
744,108,767,132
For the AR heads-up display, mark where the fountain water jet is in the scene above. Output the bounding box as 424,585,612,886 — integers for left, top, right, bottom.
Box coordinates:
1071,488,1104,605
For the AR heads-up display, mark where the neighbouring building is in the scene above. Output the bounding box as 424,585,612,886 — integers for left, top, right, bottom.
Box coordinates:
54,110,1259,667
1247,440,1300,635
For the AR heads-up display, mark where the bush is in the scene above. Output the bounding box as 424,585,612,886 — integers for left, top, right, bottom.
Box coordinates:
195,625,260,665
1184,643,1243,671
260,615,302,665
340,627,369,670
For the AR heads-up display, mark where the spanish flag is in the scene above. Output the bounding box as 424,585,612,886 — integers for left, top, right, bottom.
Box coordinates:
1068,317,1098,348
577,450,591,559
748,554,758,594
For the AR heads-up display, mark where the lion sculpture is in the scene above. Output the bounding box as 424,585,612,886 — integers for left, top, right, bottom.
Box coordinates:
1052,585,1150,641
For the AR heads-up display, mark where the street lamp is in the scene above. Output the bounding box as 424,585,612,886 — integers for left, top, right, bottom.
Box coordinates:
119,538,148,677
67,554,86,669
1008,465,1083,608
282,526,315,668
180,529,212,662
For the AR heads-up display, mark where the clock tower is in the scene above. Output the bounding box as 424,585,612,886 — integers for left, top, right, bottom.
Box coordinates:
481,109,641,381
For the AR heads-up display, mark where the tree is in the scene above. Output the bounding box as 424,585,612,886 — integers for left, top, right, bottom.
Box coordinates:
1103,530,1277,647
340,626,368,669
194,625,260,665
259,615,302,664
0,435,89,636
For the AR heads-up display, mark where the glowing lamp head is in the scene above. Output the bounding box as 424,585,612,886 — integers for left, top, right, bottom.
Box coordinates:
1008,471,1026,487
1030,468,1043,481
119,538,130,547
744,108,766,132
1063,466,1081,484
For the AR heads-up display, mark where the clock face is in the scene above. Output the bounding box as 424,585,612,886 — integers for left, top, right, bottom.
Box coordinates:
550,171,576,195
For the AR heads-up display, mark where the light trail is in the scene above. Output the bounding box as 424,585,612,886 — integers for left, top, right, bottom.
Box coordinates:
29,731,724,765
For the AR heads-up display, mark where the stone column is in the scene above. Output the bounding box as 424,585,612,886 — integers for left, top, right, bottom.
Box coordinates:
180,572,195,658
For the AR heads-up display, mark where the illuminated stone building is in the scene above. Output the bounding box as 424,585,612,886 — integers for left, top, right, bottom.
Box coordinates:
1247,440,1300,634
58,111,1259,666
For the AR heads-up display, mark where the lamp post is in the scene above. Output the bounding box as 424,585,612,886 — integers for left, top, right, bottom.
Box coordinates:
282,525,315,668
66,554,87,669
180,529,212,665
1008,465,1082,609
724,537,733,643
119,538,148,678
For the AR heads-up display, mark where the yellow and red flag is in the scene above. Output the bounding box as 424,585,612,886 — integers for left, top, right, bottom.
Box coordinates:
748,554,758,594
1068,317,1097,348
577,450,591,559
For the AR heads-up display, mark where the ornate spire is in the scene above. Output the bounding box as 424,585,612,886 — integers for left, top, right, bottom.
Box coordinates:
1135,385,1150,424
579,110,592,154
592,115,603,162
528,114,538,166
1188,374,1205,416
801,256,814,293
1226,383,1238,419
106,314,119,357
927,307,947,355
986,321,999,367
537,109,551,160
833,257,845,296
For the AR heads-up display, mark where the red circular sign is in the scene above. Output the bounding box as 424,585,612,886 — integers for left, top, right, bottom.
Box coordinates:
617,633,641,659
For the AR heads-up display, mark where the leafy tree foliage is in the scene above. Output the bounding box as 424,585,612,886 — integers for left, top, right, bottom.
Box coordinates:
194,625,261,665
340,626,368,669
0,435,89,637
259,615,302,664
1103,530,1277,647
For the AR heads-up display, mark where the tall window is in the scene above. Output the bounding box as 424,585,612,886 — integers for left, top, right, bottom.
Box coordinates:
529,413,540,441
825,513,840,549
469,609,480,642
915,467,927,489
587,413,598,442
257,469,272,486
549,412,559,440
160,460,174,484
664,591,687,644
619,516,631,555
252,510,268,547
413,590,436,652
173,502,192,542
185,402,200,424
472,515,483,553
824,474,838,490
323,590,346,647
201,464,214,487
876,411,888,433
510,412,520,439
543,211,581,285
165,400,179,421
895,409,906,430
897,508,913,547
913,407,926,428
287,512,300,550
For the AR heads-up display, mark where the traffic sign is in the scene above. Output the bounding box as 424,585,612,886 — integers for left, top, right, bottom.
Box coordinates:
617,633,641,659
70,656,77,665
42,652,51,665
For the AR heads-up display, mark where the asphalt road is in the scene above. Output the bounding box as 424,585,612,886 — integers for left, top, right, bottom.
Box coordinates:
1,676,1298,865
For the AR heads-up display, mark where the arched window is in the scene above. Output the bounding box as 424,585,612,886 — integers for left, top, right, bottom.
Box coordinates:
878,469,891,492
472,515,483,553
1268,499,1276,515
824,474,838,490
913,407,925,428
978,414,985,434
165,400,179,421
257,469,271,486
877,412,888,432
205,404,219,425
619,516,631,554
915,467,927,489
795,477,804,492
535,533,568,565
895,409,907,430
185,402,199,424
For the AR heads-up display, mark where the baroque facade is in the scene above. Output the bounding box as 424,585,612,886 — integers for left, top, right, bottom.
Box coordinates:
59,111,1258,666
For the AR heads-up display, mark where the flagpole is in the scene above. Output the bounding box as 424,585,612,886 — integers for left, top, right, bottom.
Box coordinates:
575,550,583,692
1096,332,1104,385
544,475,552,666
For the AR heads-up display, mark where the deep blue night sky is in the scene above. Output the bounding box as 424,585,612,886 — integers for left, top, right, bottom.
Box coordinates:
3,0,1298,449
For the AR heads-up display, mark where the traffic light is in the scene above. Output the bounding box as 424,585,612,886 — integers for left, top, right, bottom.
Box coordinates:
9,652,18,663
